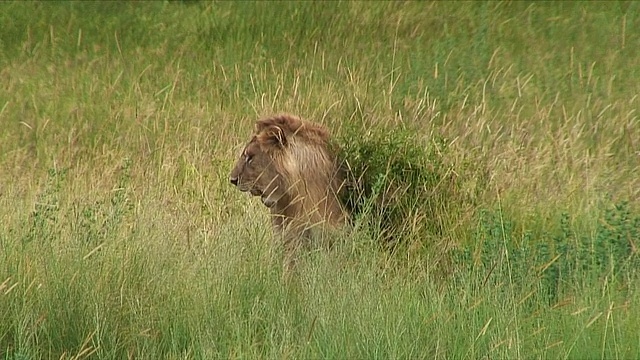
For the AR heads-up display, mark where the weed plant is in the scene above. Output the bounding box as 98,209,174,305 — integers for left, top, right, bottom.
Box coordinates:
337,121,468,264
454,203,640,306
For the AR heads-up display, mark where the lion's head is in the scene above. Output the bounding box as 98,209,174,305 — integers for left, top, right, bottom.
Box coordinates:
230,114,348,231
229,120,292,208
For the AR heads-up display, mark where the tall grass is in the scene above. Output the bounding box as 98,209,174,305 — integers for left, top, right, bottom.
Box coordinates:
1,1,639,359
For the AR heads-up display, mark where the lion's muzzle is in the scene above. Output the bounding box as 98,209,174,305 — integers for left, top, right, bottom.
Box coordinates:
250,188,263,197
230,176,265,198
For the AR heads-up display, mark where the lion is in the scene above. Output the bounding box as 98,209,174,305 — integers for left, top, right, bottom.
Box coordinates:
229,114,349,271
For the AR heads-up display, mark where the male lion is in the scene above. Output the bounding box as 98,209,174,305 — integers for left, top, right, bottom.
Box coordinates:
229,114,349,271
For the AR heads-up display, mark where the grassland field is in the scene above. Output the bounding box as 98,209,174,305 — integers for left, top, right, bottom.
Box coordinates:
1,1,639,359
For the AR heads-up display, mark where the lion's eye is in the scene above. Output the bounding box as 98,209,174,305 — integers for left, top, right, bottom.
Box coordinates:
245,154,253,163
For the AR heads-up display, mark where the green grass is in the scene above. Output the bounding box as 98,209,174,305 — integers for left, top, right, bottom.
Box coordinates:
1,1,639,359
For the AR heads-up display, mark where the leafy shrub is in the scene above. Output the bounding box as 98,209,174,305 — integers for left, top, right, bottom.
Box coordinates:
335,120,464,255
454,203,640,304
22,168,67,245
21,159,134,247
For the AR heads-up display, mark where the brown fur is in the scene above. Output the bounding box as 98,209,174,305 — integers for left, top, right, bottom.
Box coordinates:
229,114,348,271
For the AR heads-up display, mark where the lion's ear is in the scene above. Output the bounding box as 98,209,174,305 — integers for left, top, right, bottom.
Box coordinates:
261,125,287,147
254,120,269,134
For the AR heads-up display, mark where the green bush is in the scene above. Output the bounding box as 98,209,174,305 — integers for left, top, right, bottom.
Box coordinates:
336,120,464,256
454,203,640,304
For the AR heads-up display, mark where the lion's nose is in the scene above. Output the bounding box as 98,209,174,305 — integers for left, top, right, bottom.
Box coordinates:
229,176,238,186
